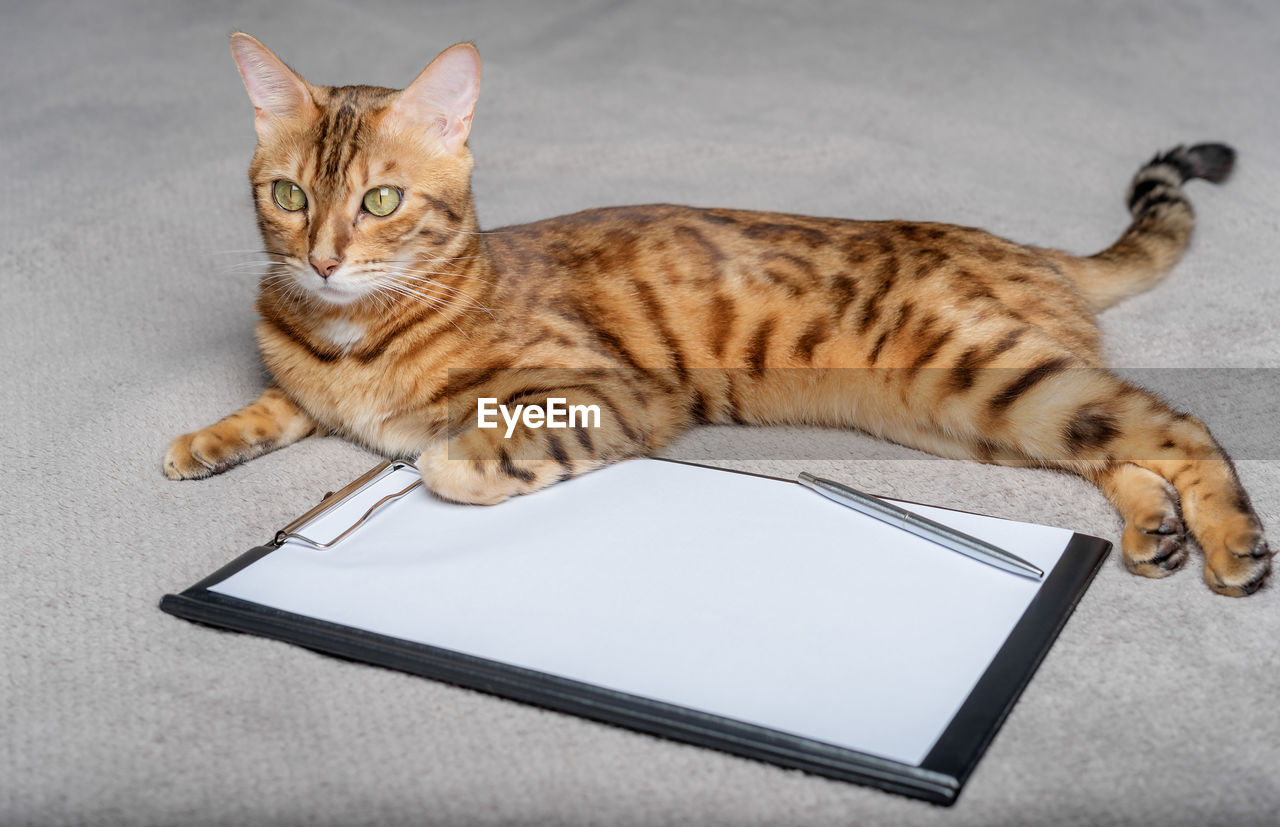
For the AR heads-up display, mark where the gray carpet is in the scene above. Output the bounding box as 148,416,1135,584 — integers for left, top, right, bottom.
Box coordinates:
4,1,1279,824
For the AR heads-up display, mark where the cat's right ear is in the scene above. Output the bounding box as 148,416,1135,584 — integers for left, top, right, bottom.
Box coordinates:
229,33,314,140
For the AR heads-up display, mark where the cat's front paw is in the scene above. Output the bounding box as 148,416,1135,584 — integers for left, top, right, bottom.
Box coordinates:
163,429,252,480
162,388,318,480
417,440,564,505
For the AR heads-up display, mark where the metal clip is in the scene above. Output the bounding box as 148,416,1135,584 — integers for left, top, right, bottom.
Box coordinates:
273,459,421,549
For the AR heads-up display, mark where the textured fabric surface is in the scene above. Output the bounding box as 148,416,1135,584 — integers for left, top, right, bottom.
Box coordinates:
3,1,1279,824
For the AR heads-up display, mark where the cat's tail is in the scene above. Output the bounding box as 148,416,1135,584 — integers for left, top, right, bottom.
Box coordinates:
1066,143,1235,312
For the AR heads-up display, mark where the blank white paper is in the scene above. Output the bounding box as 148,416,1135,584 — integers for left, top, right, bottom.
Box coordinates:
211,459,1073,766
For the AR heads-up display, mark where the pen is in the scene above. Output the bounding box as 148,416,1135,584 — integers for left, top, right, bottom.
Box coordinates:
796,472,1044,581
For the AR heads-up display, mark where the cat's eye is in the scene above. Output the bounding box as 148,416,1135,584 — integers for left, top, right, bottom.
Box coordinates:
363,186,401,217
273,180,307,212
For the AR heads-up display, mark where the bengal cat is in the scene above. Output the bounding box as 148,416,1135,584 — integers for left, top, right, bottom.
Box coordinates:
164,34,1272,596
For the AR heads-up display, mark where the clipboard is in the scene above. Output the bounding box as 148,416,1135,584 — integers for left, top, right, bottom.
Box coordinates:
160,458,1109,805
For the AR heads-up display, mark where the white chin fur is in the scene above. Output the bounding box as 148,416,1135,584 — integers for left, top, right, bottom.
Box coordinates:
299,268,365,305
313,284,364,305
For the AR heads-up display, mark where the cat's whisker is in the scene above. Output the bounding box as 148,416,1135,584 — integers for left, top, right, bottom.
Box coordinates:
371,284,474,337
387,271,486,301
390,267,498,287
383,265,484,291
376,280,492,315
378,267,494,290
259,274,304,292
212,251,294,260
392,266,486,278
382,255,484,271
383,255,484,262
267,275,308,306
363,288,390,314
385,272,495,316
221,262,290,273
348,269,483,307
381,287,491,316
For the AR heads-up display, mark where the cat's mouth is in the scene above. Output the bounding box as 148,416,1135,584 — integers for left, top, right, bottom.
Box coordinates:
289,263,365,305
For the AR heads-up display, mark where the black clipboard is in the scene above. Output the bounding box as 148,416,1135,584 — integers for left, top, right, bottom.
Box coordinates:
160,459,1109,806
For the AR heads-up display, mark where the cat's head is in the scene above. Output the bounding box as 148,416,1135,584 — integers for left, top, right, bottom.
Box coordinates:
230,33,481,308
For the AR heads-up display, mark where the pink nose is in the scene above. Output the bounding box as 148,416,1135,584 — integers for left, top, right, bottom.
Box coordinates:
309,257,341,279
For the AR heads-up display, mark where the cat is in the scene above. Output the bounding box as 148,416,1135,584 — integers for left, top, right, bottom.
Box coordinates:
165,33,1272,597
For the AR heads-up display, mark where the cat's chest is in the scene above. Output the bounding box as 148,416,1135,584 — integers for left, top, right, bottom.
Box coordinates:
315,318,368,351
255,320,447,453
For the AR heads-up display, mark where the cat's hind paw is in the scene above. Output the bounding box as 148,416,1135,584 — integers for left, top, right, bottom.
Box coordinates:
1202,520,1272,597
1122,515,1189,578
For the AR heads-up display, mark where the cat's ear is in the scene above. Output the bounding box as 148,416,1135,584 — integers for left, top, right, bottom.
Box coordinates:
229,33,315,139
387,43,481,155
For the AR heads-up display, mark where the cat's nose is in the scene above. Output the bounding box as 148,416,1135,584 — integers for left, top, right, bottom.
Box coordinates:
309,256,341,279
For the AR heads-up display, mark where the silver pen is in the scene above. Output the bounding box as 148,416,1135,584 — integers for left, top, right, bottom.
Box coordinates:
796,472,1044,581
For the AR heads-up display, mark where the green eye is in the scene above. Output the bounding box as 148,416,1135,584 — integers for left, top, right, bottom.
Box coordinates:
272,180,307,211
363,186,401,217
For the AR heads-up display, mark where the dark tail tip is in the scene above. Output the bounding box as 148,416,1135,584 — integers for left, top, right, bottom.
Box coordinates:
1184,143,1236,184
1144,143,1237,185
1127,144,1236,216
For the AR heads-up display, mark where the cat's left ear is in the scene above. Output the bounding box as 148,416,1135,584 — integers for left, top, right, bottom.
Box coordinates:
388,43,481,155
